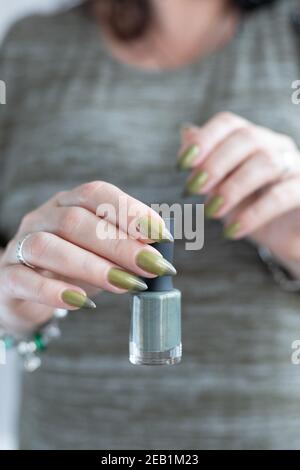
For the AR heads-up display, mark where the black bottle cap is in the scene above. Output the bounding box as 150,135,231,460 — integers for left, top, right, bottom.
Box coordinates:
144,218,175,292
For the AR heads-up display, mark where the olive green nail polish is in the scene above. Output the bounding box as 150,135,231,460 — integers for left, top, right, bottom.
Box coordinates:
137,216,174,242
205,196,224,218
185,170,209,194
136,250,177,276
177,144,199,170
223,222,241,240
108,268,148,292
62,290,96,309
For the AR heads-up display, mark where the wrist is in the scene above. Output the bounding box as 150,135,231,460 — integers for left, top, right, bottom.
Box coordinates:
0,308,68,372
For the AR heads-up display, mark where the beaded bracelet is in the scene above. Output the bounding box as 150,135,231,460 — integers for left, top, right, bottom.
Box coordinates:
0,308,68,372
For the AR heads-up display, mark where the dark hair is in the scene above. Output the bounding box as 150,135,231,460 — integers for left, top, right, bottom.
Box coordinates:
90,0,279,41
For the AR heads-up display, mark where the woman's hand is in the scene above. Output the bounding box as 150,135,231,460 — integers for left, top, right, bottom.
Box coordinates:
0,181,175,332
178,112,300,278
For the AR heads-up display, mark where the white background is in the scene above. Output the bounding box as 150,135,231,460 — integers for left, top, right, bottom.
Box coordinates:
0,0,79,450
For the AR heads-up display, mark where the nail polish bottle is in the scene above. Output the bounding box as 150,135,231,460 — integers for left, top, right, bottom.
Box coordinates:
129,219,182,366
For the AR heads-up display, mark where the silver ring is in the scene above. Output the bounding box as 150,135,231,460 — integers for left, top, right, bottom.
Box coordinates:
16,234,35,269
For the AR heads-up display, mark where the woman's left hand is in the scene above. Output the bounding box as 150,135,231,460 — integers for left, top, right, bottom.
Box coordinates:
178,112,300,278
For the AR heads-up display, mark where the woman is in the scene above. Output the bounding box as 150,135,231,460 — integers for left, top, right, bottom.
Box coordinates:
1,0,300,449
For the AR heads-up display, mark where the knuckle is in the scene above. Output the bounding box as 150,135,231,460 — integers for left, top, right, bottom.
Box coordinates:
19,211,37,231
235,125,257,141
60,207,85,234
27,232,53,260
81,180,104,195
216,111,236,123
216,111,246,128
79,181,117,202
56,190,68,200
261,149,278,170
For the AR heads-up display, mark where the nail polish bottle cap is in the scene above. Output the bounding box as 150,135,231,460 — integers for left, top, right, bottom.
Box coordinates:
144,218,175,292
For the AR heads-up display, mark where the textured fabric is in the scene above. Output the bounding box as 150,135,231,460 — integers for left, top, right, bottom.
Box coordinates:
1,0,300,450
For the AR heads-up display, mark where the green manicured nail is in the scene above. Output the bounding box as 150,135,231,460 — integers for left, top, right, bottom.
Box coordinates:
185,170,209,194
136,250,177,276
108,268,148,292
137,216,174,242
223,222,240,239
205,196,224,218
62,290,96,309
177,144,199,170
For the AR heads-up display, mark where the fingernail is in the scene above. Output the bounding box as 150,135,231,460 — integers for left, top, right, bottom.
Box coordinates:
137,216,174,242
62,290,96,309
205,196,224,218
177,144,199,170
108,268,148,292
136,250,177,276
185,170,209,194
223,222,241,240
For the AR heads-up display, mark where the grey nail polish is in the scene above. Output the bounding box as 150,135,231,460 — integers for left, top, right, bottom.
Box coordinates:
129,218,182,366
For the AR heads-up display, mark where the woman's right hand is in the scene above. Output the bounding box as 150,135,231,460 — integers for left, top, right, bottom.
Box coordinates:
0,181,175,332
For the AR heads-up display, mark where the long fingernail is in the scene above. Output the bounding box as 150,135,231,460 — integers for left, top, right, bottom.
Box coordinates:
223,222,241,240
108,268,148,292
136,250,177,276
205,196,224,218
62,290,96,309
177,144,199,170
185,170,209,194
137,216,174,242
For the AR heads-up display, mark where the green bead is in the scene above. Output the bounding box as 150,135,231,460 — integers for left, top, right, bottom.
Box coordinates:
185,170,209,194
34,333,46,351
4,336,14,349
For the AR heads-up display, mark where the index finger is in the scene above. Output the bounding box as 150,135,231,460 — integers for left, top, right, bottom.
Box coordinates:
56,181,173,243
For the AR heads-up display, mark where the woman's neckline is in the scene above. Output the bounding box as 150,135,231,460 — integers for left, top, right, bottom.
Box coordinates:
87,8,243,78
